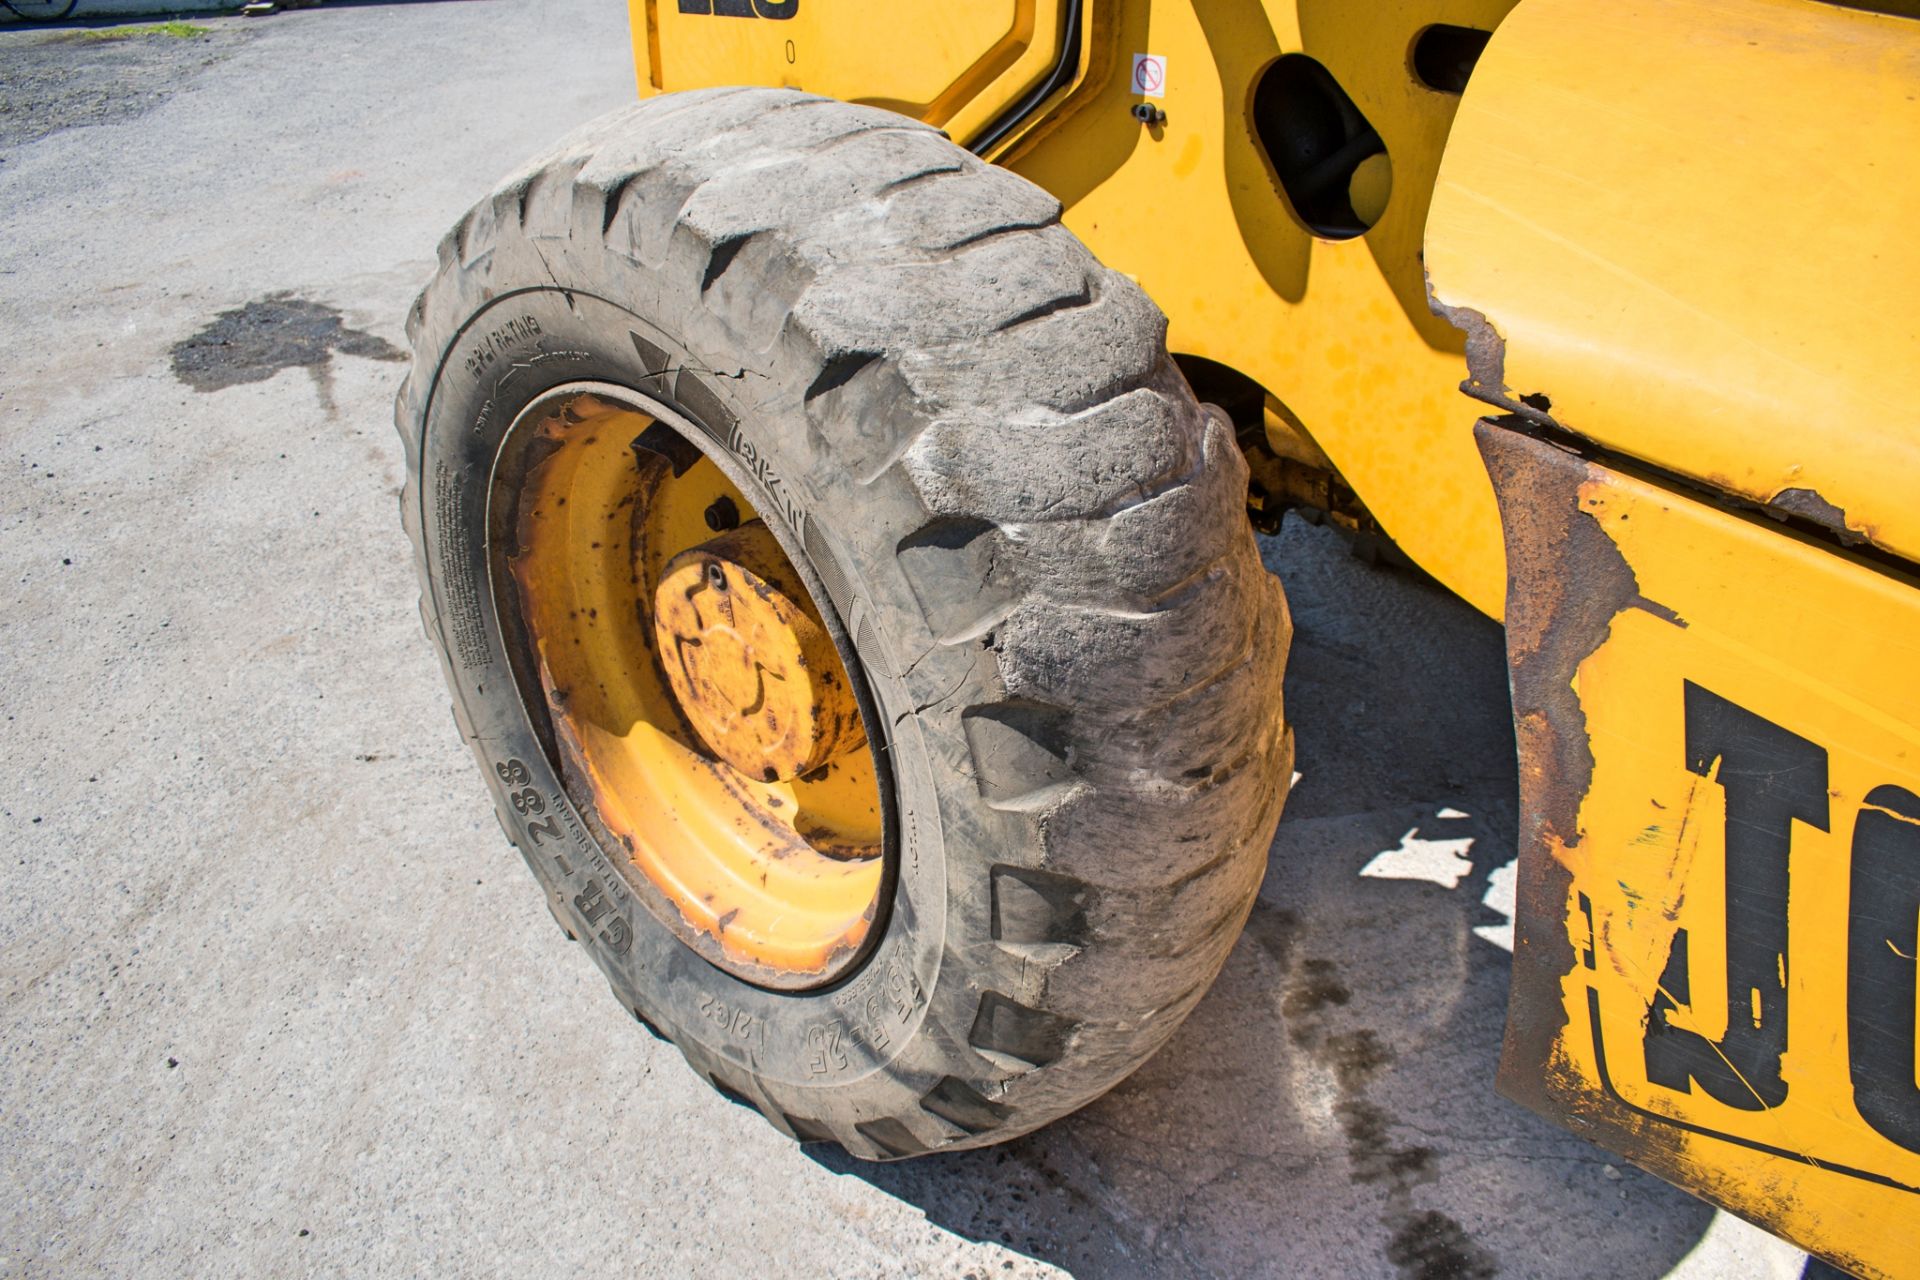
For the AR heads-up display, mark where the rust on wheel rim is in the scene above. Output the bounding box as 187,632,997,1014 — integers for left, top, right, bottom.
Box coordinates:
503,389,887,989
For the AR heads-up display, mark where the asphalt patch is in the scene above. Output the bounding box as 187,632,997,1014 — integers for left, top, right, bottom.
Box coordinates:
171,296,403,395
0,21,253,151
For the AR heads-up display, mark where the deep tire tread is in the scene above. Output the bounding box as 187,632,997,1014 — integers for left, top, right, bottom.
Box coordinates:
397,87,1291,1159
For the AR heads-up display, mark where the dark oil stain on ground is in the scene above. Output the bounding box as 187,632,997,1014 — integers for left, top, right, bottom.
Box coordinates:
171,295,403,406
1390,1210,1499,1280
1270,921,1499,1280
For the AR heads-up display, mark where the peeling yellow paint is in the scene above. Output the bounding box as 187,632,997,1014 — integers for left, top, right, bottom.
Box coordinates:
1540,465,1920,1279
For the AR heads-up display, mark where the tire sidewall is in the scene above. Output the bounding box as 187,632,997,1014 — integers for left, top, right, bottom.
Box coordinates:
417,283,960,1099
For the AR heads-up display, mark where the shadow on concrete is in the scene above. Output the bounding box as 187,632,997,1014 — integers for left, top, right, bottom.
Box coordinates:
811,518,1728,1279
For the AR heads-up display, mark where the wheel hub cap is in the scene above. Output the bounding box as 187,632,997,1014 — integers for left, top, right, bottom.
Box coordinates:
653,521,865,783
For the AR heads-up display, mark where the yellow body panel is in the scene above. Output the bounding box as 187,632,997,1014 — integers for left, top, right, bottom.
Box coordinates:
640,1,1072,144
1427,0,1920,562
1483,420,1920,1279
1000,0,1520,615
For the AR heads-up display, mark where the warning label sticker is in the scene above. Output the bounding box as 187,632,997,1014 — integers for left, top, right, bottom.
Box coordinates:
1132,53,1166,99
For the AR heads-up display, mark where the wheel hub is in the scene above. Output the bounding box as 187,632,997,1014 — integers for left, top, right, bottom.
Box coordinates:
653,521,865,783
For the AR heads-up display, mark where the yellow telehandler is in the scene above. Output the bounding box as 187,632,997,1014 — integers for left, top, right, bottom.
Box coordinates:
398,2,1920,1272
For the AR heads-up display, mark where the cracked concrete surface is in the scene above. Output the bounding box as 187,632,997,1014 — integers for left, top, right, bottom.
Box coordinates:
0,2,1827,1276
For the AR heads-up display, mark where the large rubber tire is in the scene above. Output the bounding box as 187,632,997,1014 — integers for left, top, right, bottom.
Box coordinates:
397,88,1293,1157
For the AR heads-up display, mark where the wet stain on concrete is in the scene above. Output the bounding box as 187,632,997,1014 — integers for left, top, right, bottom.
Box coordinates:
1274,929,1498,1279
170,295,402,410
1390,1209,1499,1280
1280,957,1351,1017
1242,902,1300,969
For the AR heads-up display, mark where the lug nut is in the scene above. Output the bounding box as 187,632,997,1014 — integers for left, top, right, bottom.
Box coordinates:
705,560,728,593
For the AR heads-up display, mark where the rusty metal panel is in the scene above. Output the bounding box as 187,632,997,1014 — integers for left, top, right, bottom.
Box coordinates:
1481,420,1920,1279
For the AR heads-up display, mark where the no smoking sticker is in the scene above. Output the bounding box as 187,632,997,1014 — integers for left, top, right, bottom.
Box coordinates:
1132,53,1166,99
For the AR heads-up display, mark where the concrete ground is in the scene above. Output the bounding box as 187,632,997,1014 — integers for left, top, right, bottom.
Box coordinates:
0,4,1827,1277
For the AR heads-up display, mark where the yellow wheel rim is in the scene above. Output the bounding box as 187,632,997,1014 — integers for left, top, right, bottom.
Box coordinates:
505,391,887,987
